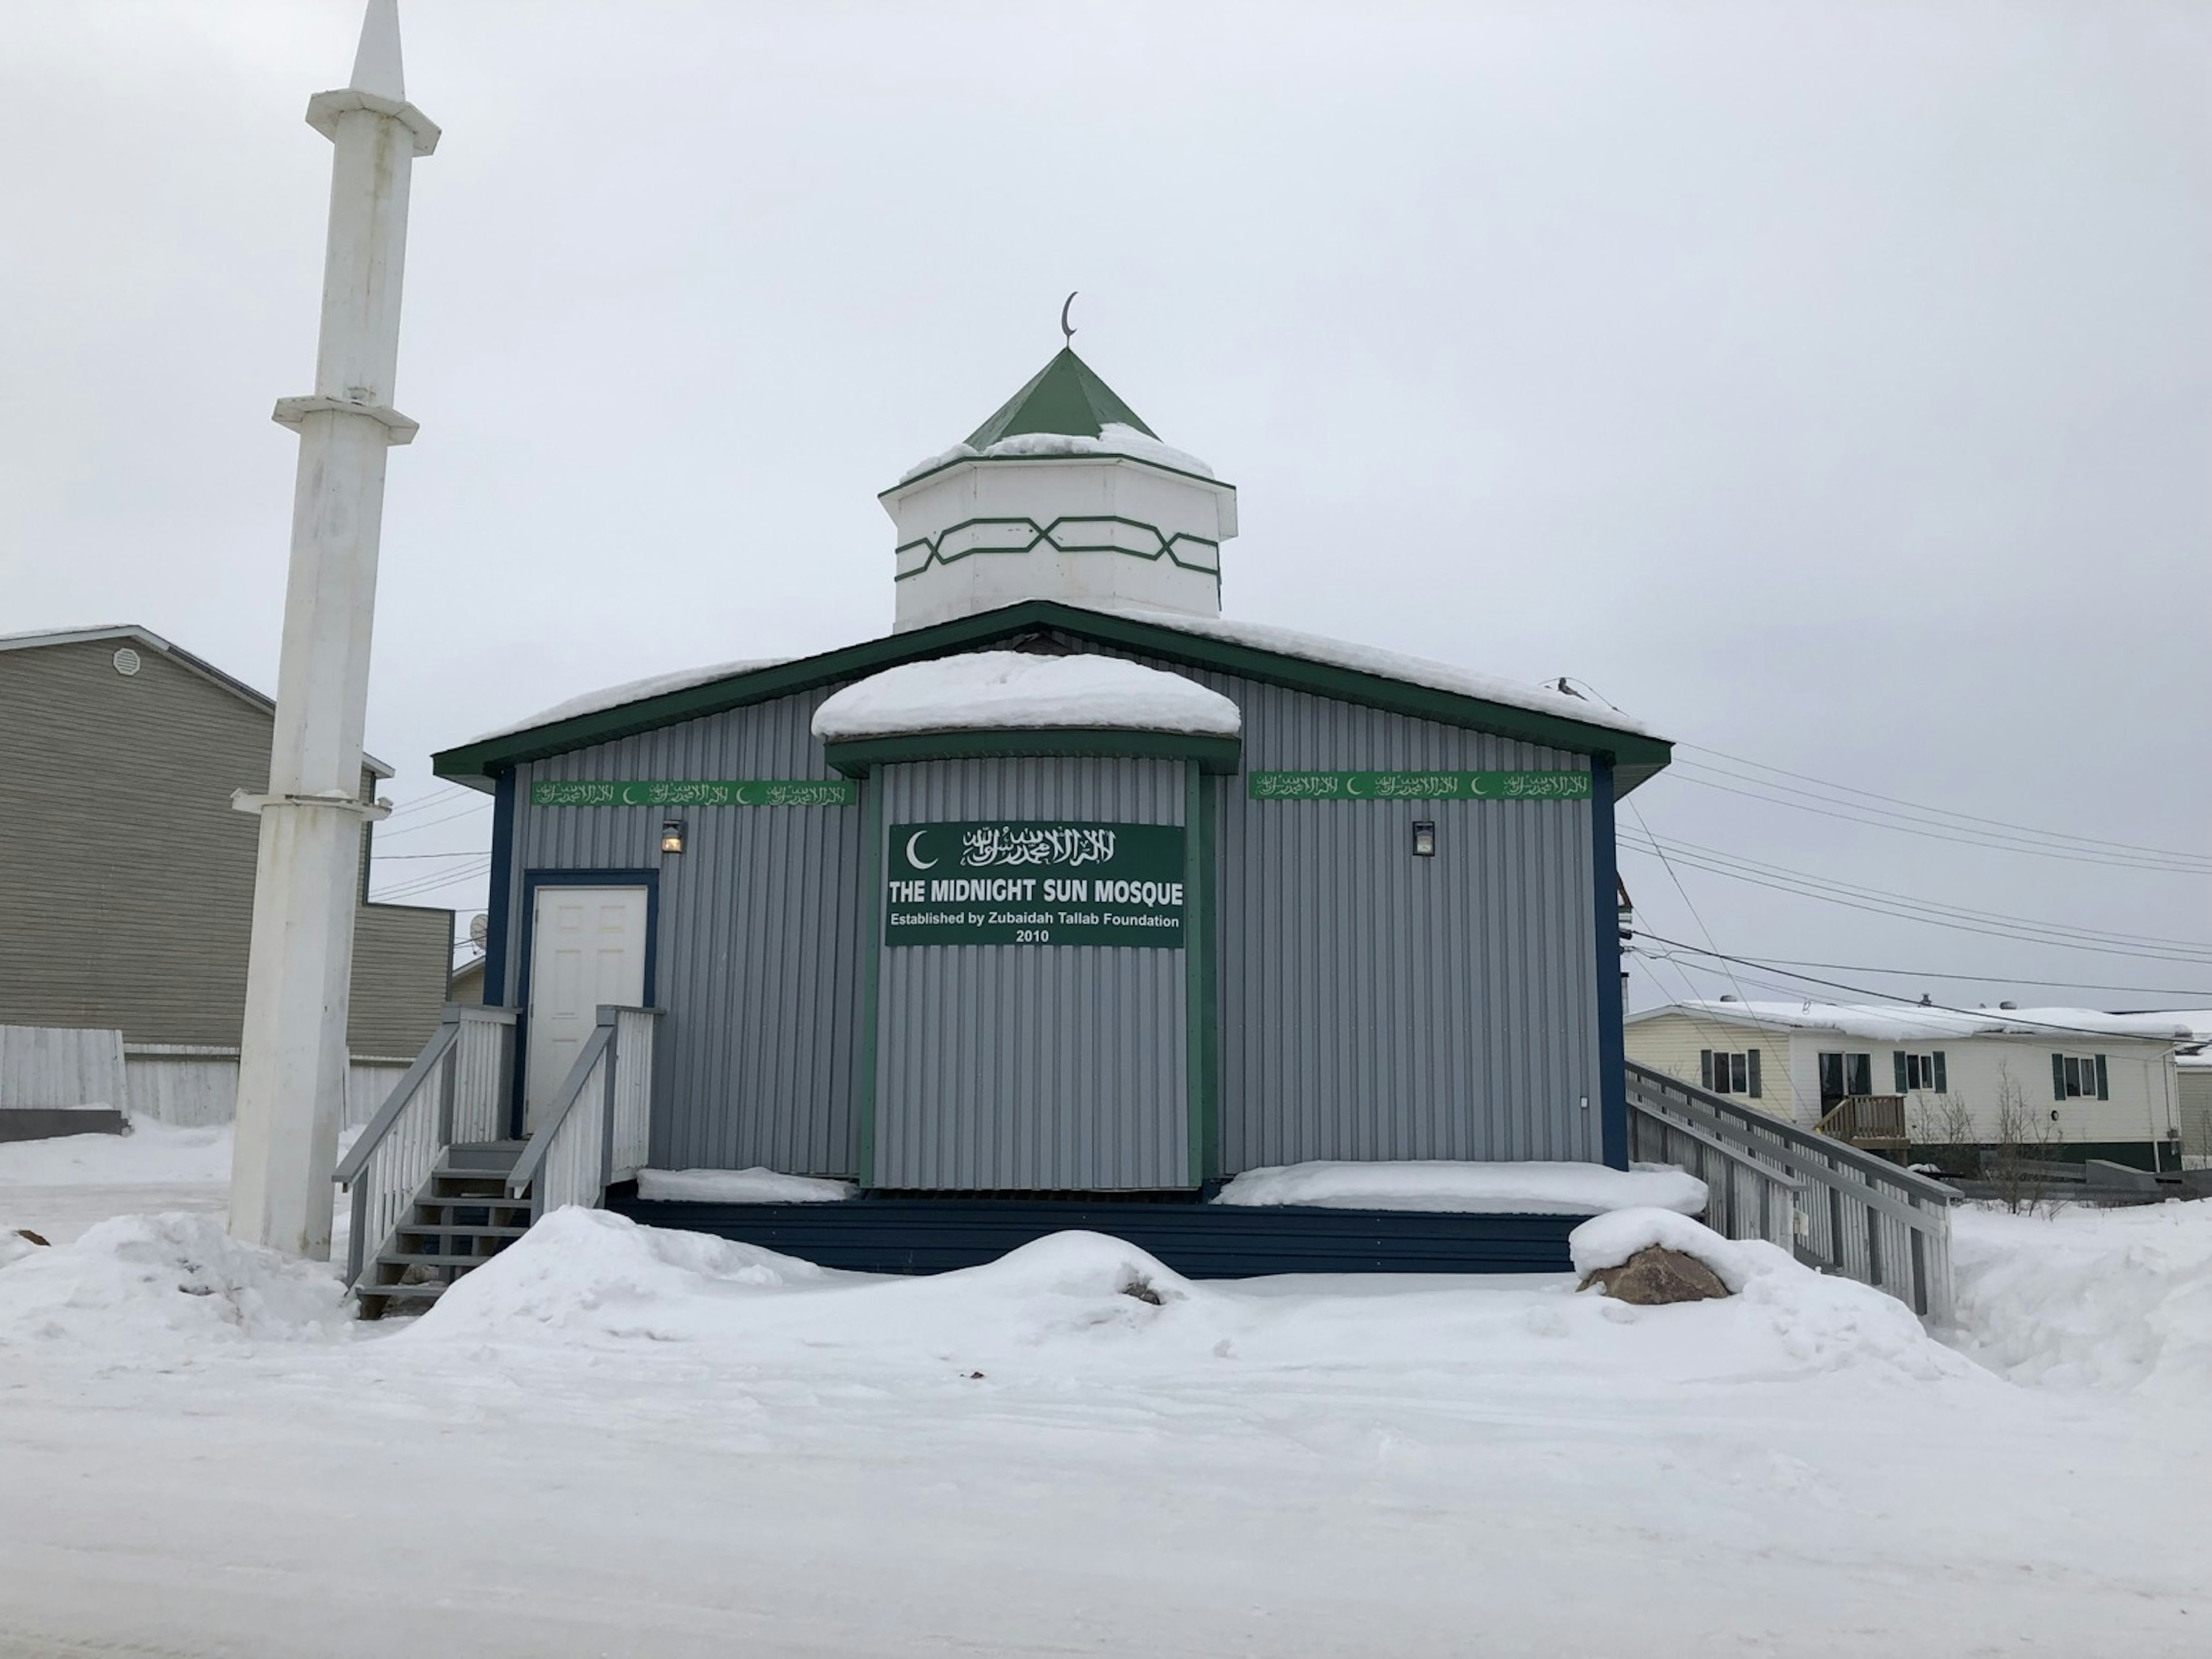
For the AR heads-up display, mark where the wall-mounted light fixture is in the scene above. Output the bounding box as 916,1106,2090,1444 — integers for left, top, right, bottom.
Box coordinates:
1412,820,1437,858
660,820,686,855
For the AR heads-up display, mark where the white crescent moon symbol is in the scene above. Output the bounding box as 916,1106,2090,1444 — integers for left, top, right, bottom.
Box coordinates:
905,830,937,870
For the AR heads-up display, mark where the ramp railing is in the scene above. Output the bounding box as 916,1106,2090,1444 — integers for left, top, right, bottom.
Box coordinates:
1626,1060,1959,1322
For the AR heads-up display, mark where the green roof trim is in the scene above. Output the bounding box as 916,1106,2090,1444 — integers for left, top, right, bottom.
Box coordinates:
963,349,1157,448
432,601,1673,796
823,728,1243,778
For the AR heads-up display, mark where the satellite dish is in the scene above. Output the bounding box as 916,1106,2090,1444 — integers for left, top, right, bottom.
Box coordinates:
468,912,488,949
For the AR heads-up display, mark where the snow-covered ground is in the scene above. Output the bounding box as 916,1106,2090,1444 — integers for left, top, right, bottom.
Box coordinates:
1,1129,2205,1658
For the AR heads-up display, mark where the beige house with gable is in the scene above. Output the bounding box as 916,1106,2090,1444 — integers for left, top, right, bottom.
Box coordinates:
1626,999,2190,1172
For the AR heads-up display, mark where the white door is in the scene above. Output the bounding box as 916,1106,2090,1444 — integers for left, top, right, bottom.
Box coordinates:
524,885,649,1133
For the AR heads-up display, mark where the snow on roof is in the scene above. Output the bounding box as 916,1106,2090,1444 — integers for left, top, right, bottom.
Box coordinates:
897,423,1217,486
466,658,789,748
1628,999,2197,1044
812,650,1241,742
1066,601,1652,740
457,601,1649,760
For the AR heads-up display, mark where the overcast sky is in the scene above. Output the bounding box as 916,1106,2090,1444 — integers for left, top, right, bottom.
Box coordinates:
5,1,2206,1014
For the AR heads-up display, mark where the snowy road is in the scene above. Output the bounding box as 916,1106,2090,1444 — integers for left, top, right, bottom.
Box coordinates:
1,1135,2205,1657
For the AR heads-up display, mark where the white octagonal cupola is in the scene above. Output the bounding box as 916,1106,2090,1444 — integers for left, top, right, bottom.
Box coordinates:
883,347,1238,632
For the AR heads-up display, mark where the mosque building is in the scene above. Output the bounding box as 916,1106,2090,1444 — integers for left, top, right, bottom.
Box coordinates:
416,339,1674,1277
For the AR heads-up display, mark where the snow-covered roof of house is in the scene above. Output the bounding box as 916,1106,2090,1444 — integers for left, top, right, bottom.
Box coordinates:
0,623,396,778
812,650,1241,743
1627,999,2198,1044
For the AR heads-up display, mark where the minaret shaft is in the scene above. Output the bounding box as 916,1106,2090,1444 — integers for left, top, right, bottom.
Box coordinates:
229,4,435,1259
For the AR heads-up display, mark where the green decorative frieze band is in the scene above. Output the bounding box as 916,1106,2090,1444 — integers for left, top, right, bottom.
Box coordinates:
1246,770,1592,802
893,514,1219,581
531,779,857,808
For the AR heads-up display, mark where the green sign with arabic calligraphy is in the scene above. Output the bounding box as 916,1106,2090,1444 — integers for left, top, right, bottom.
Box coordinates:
531,779,857,808
885,820,1185,947
1245,770,1591,802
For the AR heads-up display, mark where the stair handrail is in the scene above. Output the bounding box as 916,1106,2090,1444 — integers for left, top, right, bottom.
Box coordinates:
507,1013,618,1205
336,1019,459,1190
335,1003,517,1289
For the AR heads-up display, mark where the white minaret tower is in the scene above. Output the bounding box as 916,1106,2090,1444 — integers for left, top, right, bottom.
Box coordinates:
229,0,438,1257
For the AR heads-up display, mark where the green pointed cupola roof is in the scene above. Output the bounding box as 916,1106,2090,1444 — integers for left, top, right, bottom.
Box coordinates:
963,348,1158,449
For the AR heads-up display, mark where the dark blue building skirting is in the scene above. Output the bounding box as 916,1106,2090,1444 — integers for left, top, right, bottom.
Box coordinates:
605,1194,1582,1278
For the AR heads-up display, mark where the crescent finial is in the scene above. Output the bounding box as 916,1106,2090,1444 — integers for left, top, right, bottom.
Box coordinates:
1060,291,1078,347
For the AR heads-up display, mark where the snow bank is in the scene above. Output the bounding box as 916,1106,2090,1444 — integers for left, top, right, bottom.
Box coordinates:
1567,1209,1974,1380
1568,1208,1755,1291
812,650,1240,741
1950,1200,2212,1396
1214,1160,1707,1215
414,1207,830,1340
899,422,1216,483
635,1166,854,1204
0,1213,347,1350
0,1118,234,1187
419,1213,1202,1358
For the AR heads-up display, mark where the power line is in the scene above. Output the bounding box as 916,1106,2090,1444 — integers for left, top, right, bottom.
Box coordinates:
1663,770,2207,874
1624,802,1808,1118
373,800,493,840
1681,743,2212,868
1617,835,2212,966
1618,825,2212,955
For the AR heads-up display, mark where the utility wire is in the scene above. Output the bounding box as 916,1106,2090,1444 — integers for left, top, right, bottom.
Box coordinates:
1623,801,1807,1118
1616,838,2212,967
372,800,493,840
1618,826,2212,955
1681,743,2212,867
1662,771,2205,874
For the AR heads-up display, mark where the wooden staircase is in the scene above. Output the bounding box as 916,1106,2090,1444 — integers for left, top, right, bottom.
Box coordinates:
355,1143,529,1319
338,1001,662,1320
1814,1094,1910,1158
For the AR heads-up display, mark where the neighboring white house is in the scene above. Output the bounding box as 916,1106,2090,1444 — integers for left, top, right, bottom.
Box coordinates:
1624,1000,2191,1172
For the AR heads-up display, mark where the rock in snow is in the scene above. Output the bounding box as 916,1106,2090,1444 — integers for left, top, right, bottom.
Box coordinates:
1578,1247,1733,1305
812,650,1241,741
1568,1207,1755,1290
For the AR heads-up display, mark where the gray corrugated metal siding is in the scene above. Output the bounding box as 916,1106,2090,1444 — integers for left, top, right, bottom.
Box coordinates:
500,644,1605,1185
1060,649,1603,1169
510,687,865,1176
873,757,1189,1191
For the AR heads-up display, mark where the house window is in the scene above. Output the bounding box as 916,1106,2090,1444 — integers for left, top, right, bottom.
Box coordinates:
1893,1051,1947,1093
1700,1048,1762,1098
2052,1053,2108,1101
1817,1051,1873,1103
